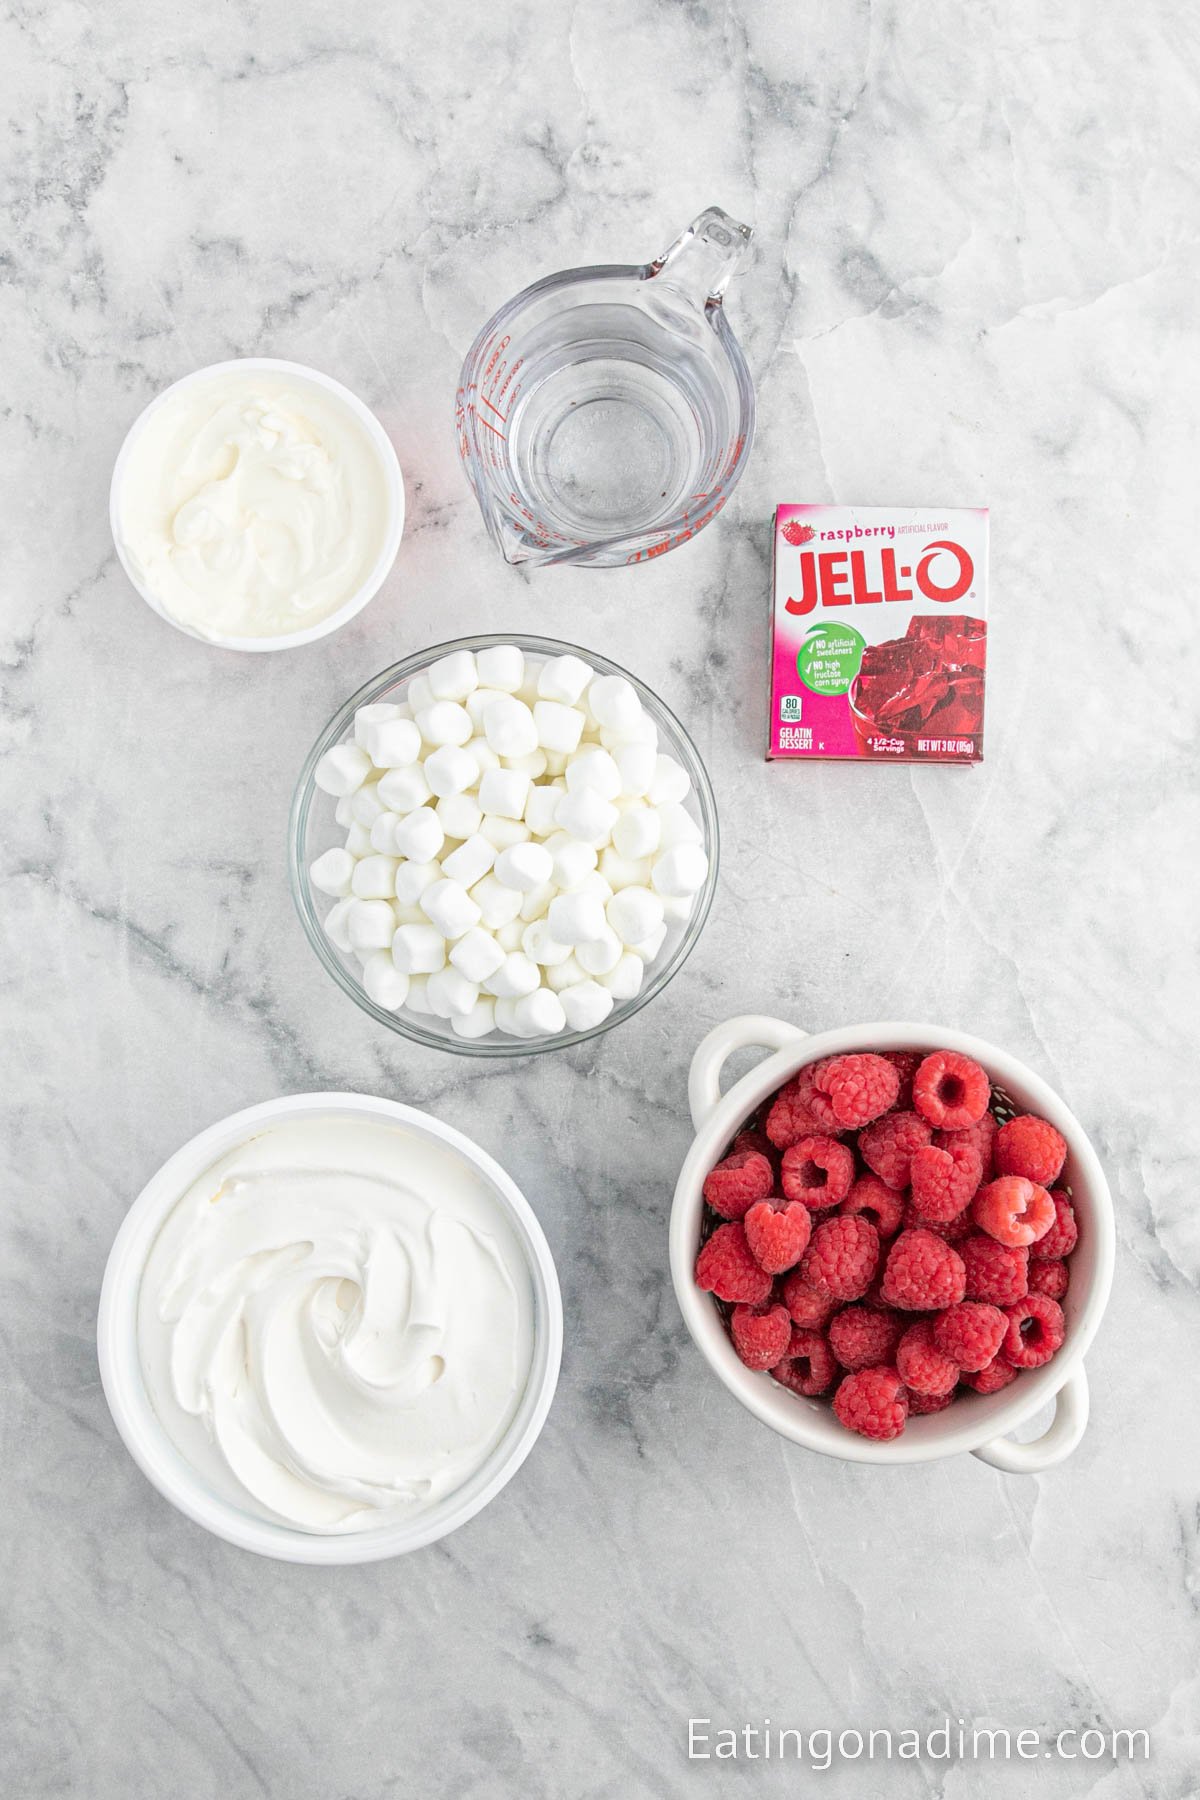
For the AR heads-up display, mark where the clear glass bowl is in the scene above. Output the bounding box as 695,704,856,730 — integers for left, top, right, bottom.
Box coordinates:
288,634,720,1056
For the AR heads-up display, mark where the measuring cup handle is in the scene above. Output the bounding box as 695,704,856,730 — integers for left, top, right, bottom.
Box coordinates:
650,206,754,306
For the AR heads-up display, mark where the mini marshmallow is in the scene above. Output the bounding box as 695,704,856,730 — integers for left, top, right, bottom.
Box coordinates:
350,784,388,828
416,701,473,749
377,764,431,813
586,675,643,737
546,953,587,992
599,847,651,891
542,750,568,777
405,974,433,1014
334,795,355,828
485,952,542,998
655,801,702,848
424,744,478,798
425,966,480,1019
522,918,573,966
546,832,597,889
354,702,402,750
613,740,658,798
346,899,397,952
322,896,356,952
600,713,658,752
480,815,532,851
547,890,608,946
427,649,478,702
483,695,538,759
661,893,696,923
630,919,669,962
533,700,586,755
601,951,645,999
492,997,525,1036
361,951,410,1012
344,822,373,858
573,871,614,906
564,747,621,801
575,926,622,976
519,880,555,923
420,878,481,940
406,672,435,713
365,716,423,769
476,644,525,692
554,787,619,848
315,743,372,797
612,803,662,861
392,808,445,864
351,855,400,900
441,834,496,889
436,793,484,840
478,767,530,821
606,886,665,946
470,872,524,930
391,923,447,975
452,997,497,1040
537,654,594,705
465,688,499,726
449,927,505,984
648,754,691,806
394,858,443,906
392,902,427,926
513,989,567,1037
369,814,400,854
651,843,709,898
506,748,549,782
495,918,525,952
494,842,553,892
523,783,564,837
558,979,614,1032
309,847,355,897
465,732,501,771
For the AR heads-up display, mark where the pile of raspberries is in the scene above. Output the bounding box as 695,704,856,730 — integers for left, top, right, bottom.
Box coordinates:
694,1049,1078,1441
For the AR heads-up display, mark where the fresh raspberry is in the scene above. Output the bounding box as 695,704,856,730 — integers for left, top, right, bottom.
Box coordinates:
780,518,816,547
833,1367,909,1440
962,1355,1017,1395
764,1067,842,1148
881,1051,920,1108
961,1234,1029,1307
779,1269,838,1328
732,1124,776,1164
995,1114,1067,1187
800,1215,881,1302
895,1320,959,1395
702,1150,774,1221
912,1051,991,1129
1028,1258,1069,1301
1001,1294,1065,1368
906,1386,956,1415
909,1140,983,1222
840,1173,905,1239
859,1110,933,1189
744,1199,812,1274
813,1053,900,1128
1032,1190,1078,1260
973,1177,1056,1248
772,1327,837,1395
935,1112,998,1180
902,1203,974,1242
880,1229,966,1311
933,1302,1007,1372
780,1135,855,1209
729,1300,792,1371
827,1305,904,1371
694,1223,773,1304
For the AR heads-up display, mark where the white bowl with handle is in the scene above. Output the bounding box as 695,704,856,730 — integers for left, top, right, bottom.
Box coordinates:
669,1016,1114,1472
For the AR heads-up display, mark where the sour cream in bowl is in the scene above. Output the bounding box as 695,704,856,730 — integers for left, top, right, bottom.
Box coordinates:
98,1095,561,1561
110,360,404,651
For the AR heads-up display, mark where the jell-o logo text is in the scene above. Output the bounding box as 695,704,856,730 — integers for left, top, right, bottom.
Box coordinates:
785,540,975,616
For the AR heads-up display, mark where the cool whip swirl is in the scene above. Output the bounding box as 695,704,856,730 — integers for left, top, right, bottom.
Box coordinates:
137,1119,533,1533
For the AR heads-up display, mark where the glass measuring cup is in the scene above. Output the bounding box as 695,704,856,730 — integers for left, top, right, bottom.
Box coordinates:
455,206,754,568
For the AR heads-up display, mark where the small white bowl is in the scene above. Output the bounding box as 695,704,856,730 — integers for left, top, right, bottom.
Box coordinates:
109,358,405,653
97,1093,562,1561
670,1016,1115,1473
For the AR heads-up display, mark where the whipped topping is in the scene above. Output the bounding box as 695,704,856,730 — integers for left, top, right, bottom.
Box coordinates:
116,370,393,640
137,1116,533,1533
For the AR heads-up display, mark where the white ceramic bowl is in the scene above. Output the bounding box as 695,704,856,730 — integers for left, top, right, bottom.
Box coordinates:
97,1093,562,1561
670,1016,1115,1472
109,358,405,652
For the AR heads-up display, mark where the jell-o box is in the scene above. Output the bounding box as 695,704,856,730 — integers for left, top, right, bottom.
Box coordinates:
768,505,989,762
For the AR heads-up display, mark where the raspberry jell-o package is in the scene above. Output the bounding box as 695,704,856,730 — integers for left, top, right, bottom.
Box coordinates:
769,505,989,762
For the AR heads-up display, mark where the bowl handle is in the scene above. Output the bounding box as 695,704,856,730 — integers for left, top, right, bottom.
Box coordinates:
688,1014,809,1131
971,1367,1089,1474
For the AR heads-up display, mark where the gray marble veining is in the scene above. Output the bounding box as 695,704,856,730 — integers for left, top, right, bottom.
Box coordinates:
2,1,1198,1795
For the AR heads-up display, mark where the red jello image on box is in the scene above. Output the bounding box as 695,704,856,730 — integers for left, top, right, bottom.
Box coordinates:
769,505,989,762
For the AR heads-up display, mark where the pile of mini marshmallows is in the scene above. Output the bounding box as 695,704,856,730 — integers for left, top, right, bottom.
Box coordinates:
309,645,709,1041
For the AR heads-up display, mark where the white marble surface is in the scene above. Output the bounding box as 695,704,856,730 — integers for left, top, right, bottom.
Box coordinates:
3,1,1198,1794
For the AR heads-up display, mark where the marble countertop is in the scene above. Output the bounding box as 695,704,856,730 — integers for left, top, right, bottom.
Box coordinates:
3,1,1197,1794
